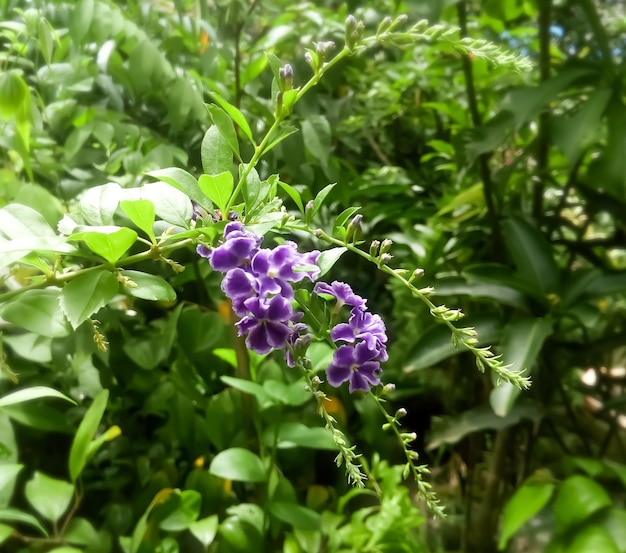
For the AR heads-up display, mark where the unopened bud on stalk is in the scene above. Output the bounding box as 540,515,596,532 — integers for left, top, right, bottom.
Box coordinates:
377,16,392,36
380,239,393,254
279,64,293,90
346,214,363,242
408,267,424,284
379,253,393,265
369,240,380,256
395,407,408,418
383,383,396,394
345,14,363,50
315,40,335,62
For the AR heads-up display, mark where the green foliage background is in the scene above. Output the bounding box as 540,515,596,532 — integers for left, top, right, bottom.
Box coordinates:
1,0,626,552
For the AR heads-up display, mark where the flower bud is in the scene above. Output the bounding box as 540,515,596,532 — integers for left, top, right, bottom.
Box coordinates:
379,253,393,265
369,240,380,256
377,16,392,36
383,383,396,394
380,239,393,254
345,15,363,50
395,407,407,418
304,51,315,69
279,64,293,91
314,228,323,238
315,40,335,63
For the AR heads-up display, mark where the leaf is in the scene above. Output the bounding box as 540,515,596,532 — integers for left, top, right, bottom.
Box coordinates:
120,270,176,302
138,182,193,228
404,315,502,373
120,200,156,242
69,227,137,263
69,0,94,44
189,515,219,548
0,507,48,536
60,270,119,329
490,317,553,417
241,166,265,214
600,509,626,553
64,517,99,546
159,490,202,532
201,125,233,175
503,215,559,295
146,167,212,212
277,180,304,212
553,475,612,529
221,376,272,409
498,479,555,549
199,171,234,214
206,105,241,161
433,276,528,310
209,91,254,144
567,525,620,553
311,183,336,217
263,125,299,155
0,289,69,337
269,502,321,530
0,203,55,239
427,402,542,450
0,465,23,503
262,422,337,451
78,182,122,226
209,448,267,482
552,88,611,167
25,472,74,523
69,389,109,482
317,247,347,277
0,523,11,546
0,71,29,121
302,116,331,166
0,387,75,408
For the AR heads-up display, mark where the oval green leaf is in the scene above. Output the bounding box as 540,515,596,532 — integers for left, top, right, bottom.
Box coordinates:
209,448,267,483
553,475,612,529
121,270,176,302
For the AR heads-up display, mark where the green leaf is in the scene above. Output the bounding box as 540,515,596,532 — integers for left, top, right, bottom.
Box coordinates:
69,0,94,44
209,91,254,144
0,465,23,503
503,215,559,295
0,387,75,408
490,317,553,416
317,247,347,277
0,289,69,337
37,18,55,65
269,502,321,530
47,547,83,553
221,376,272,409
0,71,29,121
263,125,299,155
64,517,99,546
498,479,555,549
189,515,219,548
0,523,12,546
69,227,137,263
209,448,267,483
69,389,109,482
78,182,122,226
201,125,233,175
553,475,612,529
0,203,55,239
25,472,74,523
433,276,528,310
146,168,212,212
1,404,72,433
159,490,202,532
567,525,620,553
301,116,331,166
404,315,502,373
0,507,48,536
177,308,224,353
241,166,265,214
60,270,119,329
120,200,156,242
199,171,234,214
120,270,176,302
600,509,626,553
311,183,336,217
138,182,193,229
207,105,241,162
263,422,337,450
277,180,304,212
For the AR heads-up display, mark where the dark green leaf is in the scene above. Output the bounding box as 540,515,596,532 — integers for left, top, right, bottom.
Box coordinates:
159,490,202,532
277,180,304,212
241,166,265,214
0,508,48,536
207,105,241,162
270,502,321,530
312,183,336,217
302,116,331,166
60,270,119,329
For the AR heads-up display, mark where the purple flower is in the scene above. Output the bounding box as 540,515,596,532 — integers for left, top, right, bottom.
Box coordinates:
331,308,388,361
326,342,382,393
313,281,366,310
221,268,259,316
236,296,295,354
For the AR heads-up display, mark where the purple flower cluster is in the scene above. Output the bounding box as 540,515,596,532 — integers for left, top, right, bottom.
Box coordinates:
198,222,320,355
314,281,387,393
